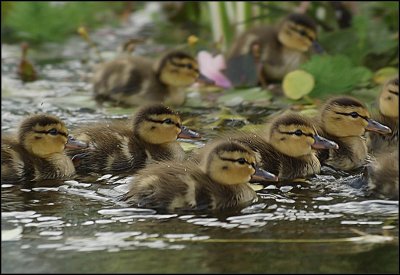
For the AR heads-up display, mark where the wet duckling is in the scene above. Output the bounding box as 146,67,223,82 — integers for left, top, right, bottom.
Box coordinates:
226,13,323,86
234,113,338,181
121,141,277,212
365,151,399,200
1,114,86,183
93,50,202,106
367,77,399,155
66,104,200,176
318,96,392,171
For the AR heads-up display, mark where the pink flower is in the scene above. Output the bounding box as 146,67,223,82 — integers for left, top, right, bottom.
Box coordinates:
197,51,232,89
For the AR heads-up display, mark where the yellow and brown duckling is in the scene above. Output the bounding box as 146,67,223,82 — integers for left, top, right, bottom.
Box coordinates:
363,151,399,200
121,141,278,212
317,96,392,171
233,113,338,181
92,50,207,107
367,77,399,155
1,114,86,183
66,104,200,176
226,13,323,86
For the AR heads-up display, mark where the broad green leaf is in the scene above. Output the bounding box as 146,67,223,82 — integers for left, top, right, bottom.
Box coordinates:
301,55,372,97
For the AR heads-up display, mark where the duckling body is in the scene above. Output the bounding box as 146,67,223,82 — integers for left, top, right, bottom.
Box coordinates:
366,151,399,200
367,77,399,155
227,13,321,85
233,113,338,181
93,51,200,106
1,114,83,183
317,96,392,171
122,141,277,212
66,104,199,176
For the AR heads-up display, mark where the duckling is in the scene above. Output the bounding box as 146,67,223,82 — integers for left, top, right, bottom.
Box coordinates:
121,141,278,212
317,96,392,171
17,42,37,82
92,50,202,107
365,151,399,200
226,13,323,86
367,77,399,155
232,113,338,181
1,114,87,183
66,104,200,176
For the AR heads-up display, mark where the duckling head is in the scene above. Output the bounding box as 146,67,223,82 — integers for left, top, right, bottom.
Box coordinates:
18,114,70,158
133,104,199,145
205,141,260,185
155,51,200,87
278,13,322,53
379,77,398,118
321,96,392,137
269,113,338,157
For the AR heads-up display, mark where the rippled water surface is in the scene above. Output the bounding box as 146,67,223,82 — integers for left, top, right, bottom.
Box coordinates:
1,6,399,274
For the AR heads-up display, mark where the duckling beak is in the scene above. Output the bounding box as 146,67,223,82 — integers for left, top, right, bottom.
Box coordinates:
197,73,215,85
312,134,339,150
365,119,392,134
252,167,279,182
178,126,201,139
311,40,324,54
65,135,89,149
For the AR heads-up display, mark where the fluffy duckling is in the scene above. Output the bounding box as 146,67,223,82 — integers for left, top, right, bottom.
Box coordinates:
1,114,86,183
93,50,203,106
318,96,392,171
226,13,323,86
66,104,200,176
121,141,277,212
365,151,399,200
233,113,338,181
367,77,399,155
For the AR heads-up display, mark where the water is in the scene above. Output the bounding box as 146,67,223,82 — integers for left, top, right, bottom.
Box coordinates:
1,4,399,273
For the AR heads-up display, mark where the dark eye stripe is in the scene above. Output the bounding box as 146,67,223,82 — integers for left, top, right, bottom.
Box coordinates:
334,111,369,121
169,59,199,73
278,130,314,138
146,118,181,128
288,26,314,42
219,157,255,168
33,130,68,137
388,89,399,96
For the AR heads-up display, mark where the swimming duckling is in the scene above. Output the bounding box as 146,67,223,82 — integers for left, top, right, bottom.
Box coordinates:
226,13,323,86
367,151,399,200
1,114,86,183
367,77,399,155
317,96,392,171
121,141,278,212
66,104,200,176
233,113,338,181
93,50,203,107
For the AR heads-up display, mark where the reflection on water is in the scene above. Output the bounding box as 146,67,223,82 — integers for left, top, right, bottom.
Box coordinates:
1,7,399,274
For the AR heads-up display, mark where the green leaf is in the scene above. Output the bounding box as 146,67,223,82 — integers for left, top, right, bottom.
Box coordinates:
301,55,372,98
217,87,272,106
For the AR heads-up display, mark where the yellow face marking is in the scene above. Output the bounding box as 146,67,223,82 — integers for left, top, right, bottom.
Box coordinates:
160,58,200,87
278,21,316,52
322,105,370,137
138,114,182,144
270,124,316,157
23,123,69,157
379,82,399,117
208,151,256,186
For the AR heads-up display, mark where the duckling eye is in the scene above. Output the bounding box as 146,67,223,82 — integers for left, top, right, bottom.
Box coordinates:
186,63,193,69
237,158,246,165
163,119,174,124
294,130,303,136
350,112,359,118
299,29,307,36
48,128,58,135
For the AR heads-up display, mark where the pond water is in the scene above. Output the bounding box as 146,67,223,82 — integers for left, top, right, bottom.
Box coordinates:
1,5,399,273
